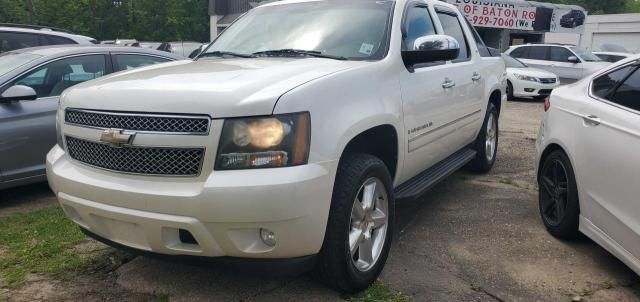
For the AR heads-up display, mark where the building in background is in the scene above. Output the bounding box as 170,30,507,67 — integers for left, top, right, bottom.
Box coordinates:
546,14,640,53
207,0,595,52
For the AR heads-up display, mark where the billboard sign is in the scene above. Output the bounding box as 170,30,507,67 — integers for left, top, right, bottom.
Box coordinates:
445,0,537,30
444,0,586,34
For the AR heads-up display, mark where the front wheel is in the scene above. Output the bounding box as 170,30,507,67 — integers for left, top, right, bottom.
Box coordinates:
315,153,395,293
467,103,499,173
507,81,514,101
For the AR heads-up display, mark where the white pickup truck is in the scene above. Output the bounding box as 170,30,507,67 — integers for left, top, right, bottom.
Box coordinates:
47,0,506,293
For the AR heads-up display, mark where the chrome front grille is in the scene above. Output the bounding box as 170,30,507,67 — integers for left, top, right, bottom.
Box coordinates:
65,109,210,134
539,78,557,84
65,136,205,176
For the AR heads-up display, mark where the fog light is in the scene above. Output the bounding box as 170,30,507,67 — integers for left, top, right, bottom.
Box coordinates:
525,88,535,92
260,228,277,247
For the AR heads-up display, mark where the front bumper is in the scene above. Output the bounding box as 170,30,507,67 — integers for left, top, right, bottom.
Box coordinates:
513,80,560,98
47,145,337,259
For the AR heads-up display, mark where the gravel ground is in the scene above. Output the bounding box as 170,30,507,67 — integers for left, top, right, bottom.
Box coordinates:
1,100,639,301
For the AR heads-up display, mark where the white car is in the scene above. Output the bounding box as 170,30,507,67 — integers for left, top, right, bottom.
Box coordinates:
0,24,96,53
536,54,640,275
503,54,559,99
593,51,634,63
505,44,610,82
46,0,506,292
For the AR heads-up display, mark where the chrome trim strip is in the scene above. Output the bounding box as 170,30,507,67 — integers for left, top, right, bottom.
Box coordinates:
64,108,212,135
64,135,206,177
408,109,482,144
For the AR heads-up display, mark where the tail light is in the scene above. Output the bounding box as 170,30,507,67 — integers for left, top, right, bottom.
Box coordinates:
544,96,551,112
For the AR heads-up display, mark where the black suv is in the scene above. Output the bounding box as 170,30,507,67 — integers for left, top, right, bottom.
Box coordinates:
560,10,586,28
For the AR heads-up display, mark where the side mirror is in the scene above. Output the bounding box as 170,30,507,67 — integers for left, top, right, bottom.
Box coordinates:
0,85,37,103
402,35,460,66
568,56,580,64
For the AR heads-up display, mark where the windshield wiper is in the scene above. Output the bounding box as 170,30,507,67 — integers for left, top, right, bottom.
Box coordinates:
252,49,348,61
198,51,254,59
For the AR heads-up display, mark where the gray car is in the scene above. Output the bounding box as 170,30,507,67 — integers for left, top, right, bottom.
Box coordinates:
0,45,184,189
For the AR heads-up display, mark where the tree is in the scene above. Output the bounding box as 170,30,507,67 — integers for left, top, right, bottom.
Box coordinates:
537,0,638,14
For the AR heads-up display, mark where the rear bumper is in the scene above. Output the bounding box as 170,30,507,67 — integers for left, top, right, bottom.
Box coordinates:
47,145,337,259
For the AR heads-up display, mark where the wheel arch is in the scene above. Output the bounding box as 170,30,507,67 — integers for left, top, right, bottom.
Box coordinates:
338,124,399,180
489,89,502,115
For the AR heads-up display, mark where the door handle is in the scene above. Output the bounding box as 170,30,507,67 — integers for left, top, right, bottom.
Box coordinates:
442,78,456,89
583,115,601,126
472,72,482,82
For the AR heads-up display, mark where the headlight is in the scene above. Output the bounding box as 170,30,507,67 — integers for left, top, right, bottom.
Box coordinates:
215,112,310,170
514,74,540,82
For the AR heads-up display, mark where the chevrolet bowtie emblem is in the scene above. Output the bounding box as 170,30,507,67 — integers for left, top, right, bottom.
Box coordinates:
100,129,135,147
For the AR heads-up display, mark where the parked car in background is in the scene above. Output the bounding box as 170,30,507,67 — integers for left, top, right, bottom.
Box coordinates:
47,0,506,293
0,45,182,190
560,10,586,28
506,44,610,82
157,41,203,58
593,51,634,63
504,54,559,100
0,23,97,53
536,54,640,276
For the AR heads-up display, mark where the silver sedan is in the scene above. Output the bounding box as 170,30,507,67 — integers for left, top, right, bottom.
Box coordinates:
0,45,184,189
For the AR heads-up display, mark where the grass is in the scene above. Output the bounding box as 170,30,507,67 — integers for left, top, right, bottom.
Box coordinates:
470,283,482,292
351,281,410,302
0,206,98,287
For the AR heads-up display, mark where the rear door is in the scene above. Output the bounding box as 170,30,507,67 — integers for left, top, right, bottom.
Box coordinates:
0,54,108,183
519,46,551,71
576,63,640,259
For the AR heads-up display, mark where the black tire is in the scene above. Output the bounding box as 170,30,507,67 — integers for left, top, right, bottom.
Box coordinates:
314,153,395,293
538,150,580,239
507,81,514,101
467,103,499,173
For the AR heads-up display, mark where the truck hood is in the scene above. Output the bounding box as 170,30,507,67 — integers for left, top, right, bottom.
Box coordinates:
63,58,362,118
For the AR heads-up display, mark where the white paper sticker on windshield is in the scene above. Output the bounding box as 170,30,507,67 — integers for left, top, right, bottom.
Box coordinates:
359,43,374,55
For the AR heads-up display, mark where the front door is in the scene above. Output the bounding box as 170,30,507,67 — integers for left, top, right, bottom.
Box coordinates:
576,64,640,258
548,46,581,81
0,54,107,183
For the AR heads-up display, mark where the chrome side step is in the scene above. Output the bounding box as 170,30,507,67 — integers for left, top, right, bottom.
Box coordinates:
394,148,477,200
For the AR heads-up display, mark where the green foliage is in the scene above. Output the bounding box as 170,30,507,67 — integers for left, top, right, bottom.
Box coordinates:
0,207,89,286
0,0,210,42
351,281,411,302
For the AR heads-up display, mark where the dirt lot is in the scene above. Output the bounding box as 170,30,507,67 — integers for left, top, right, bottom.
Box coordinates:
1,100,639,302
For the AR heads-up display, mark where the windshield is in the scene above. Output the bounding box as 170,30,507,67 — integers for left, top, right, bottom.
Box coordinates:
571,47,602,62
0,52,42,77
503,54,527,68
201,0,394,61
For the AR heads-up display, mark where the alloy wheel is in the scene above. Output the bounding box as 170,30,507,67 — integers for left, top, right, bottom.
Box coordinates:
540,159,569,226
485,113,498,162
349,177,389,272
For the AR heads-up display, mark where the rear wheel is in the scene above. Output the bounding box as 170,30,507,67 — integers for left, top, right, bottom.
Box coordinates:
538,150,580,239
315,153,394,293
467,103,499,173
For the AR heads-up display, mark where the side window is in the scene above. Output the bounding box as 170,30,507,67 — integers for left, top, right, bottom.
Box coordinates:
43,35,75,46
510,47,528,59
14,55,106,98
463,17,491,57
436,11,470,61
528,46,548,60
610,68,640,111
0,32,40,53
549,47,575,62
403,6,436,51
592,66,635,100
113,54,170,72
